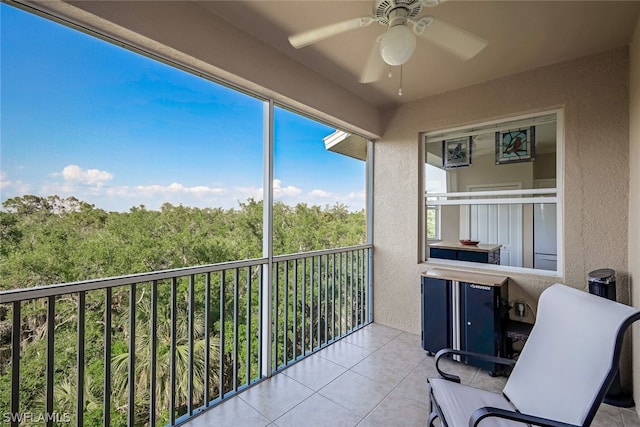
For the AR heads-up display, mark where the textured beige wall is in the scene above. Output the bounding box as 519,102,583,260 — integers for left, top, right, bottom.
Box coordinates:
374,48,630,344
630,14,640,417
33,0,382,139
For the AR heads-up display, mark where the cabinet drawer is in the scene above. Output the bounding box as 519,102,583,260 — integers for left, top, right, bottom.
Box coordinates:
458,250,488,263
430,248,458,260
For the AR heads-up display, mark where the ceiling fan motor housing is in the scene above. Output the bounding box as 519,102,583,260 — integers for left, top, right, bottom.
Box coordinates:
374,0,423,26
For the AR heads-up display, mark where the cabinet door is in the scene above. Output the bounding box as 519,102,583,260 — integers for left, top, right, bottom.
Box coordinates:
421,277,451,354
460,282,498,371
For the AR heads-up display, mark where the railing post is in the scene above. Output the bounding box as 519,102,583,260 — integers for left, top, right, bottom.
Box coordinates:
149,281,158,427
10,301,21,427
46,296,55,427
104,288,112,427
188,276,195,415
204,273,211,405
127,285,136,427
76,292,85,427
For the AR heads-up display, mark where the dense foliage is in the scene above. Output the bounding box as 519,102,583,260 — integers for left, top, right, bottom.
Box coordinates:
0,195,365,289
0,195,366,425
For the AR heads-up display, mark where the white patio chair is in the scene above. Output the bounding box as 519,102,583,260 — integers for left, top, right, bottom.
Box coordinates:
427,283,640,427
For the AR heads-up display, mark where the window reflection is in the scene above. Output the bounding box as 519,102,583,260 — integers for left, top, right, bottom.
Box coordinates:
423,113,558,272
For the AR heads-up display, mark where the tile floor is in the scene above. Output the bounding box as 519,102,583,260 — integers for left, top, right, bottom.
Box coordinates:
183,323,640,427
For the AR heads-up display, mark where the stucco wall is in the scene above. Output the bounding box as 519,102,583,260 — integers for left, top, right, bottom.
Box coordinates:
374,47,630,370
630,14,640,417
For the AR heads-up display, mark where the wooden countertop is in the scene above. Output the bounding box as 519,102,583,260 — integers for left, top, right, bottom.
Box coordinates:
429,241,502,253
422,268,508,287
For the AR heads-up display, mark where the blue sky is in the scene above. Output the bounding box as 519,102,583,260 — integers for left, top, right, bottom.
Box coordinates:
0,3,365,212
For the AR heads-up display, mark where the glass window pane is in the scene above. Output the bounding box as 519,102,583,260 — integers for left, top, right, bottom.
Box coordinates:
426,203,557,271
1,4,264,286
423,112,559,272
272,106,366,255
426,207,438,240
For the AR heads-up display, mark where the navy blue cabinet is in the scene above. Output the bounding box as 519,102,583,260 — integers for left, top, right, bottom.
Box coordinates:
421,276,452,354
429,243,500,265
421,269,509,373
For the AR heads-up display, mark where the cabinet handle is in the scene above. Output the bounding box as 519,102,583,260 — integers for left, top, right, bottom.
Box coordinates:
467,321,472,326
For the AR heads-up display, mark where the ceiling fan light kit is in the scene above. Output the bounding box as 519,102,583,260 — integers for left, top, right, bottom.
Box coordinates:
379,24,416,66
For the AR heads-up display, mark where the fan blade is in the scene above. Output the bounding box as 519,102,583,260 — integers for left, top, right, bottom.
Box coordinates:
289,17,374,49
359,37,386,83
413,16,487,60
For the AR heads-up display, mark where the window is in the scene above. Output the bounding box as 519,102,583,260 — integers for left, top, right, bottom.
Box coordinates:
425,163,446,240
272,106,367,255
422,111,562,274
0,3,368,284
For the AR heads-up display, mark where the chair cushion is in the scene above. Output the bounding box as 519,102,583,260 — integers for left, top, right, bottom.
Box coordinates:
429,378,527,427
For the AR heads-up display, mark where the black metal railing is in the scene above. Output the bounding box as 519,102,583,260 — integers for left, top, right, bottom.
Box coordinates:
0,245,371,426
271,247,369,370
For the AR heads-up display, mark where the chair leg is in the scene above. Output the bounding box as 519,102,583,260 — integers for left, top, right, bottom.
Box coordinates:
427,410,439,427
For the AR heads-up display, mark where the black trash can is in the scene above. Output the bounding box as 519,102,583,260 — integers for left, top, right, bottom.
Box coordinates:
588,268,616,300
587,268,634,407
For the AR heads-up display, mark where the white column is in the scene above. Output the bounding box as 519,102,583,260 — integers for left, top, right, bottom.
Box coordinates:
261,100,274,378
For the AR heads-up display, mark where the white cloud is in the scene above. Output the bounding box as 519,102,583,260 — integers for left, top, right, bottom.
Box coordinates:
347,191,366,201
5,171,364,212
59,164,113,186
240,179,303,202
0,172,32,195
131,182,227,197
308,189,331,198
232,181,364,210
273,179,302,198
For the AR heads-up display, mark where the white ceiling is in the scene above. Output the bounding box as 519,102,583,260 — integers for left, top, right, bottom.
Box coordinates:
196,1,640,109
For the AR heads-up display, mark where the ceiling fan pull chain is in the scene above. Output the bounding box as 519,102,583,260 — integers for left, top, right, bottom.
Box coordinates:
398,65,403,96
388,65,393,78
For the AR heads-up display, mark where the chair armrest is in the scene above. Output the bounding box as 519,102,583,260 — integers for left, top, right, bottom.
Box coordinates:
434,349,516,383
470,407,578,427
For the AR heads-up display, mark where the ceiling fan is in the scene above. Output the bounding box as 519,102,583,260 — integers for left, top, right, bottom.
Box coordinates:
288,0,488,85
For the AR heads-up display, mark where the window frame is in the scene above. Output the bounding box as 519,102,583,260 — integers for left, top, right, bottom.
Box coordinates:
420,109,564,276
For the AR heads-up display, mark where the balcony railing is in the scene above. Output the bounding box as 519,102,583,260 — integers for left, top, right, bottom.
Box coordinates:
0,244,372,426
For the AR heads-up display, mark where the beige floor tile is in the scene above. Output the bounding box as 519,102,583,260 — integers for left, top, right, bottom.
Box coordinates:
622,407,640,427
375,336,427,367
316,338,373,368
362,322,404,339
319,370,394,417
239,374,313,421
181,323,640,427
274,393,361,427
389,331,422,348
343,326,399,351
359,391,430,427
351,349,423,387
282,354,347,391
392,363,436,409
185,396,270,427
591,403,624,427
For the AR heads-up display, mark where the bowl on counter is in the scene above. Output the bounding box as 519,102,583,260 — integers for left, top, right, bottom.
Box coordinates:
459,239,480,246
